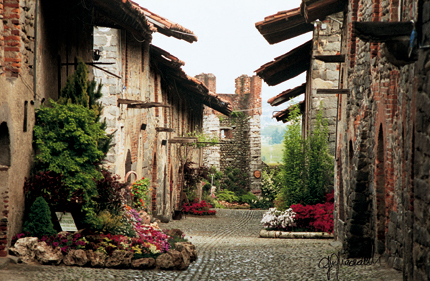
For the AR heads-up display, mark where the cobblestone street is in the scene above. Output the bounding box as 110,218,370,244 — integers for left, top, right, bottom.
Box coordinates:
0,209,403,281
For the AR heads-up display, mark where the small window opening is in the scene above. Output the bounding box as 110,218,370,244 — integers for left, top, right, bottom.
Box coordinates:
23,101,28,132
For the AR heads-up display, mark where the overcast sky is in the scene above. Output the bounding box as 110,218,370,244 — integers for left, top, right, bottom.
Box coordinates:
135,0,311,125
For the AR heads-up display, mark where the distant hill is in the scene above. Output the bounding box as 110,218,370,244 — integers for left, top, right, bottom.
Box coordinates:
261,125,286,145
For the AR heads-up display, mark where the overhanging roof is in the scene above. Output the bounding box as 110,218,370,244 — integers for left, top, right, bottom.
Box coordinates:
92,0,154,39
91,0,197,43
267,83,306,106
255,7,314,44
301,0,346,23
273,100,305,123
131,1,198,43
255,40,312,86
150,45,232,116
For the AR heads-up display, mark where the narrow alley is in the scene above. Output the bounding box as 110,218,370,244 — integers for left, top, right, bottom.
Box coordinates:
1,209,403,281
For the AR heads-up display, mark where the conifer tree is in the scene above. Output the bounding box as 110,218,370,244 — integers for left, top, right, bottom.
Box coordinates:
23,196,57,238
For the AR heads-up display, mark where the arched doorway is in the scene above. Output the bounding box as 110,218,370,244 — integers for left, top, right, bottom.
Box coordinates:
375,125,386,254
125,150,132,184
0,122,11,168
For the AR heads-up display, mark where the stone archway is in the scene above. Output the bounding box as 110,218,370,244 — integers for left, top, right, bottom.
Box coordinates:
0,122,11,168
0,122,11,257
345,129,374,258
125,150,132,184
375,125,386,254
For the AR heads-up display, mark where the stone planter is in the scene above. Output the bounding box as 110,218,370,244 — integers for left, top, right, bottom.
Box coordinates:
259,229,333,239
9,239,198,270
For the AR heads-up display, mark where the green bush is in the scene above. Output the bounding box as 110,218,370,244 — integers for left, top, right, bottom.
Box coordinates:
222,167,248,197
260,165,282,208
23,197,57,238
86,210,123,234
240,192,258,205
34,101,106,217
279,104,333,209
216,189,239,203
202,191,217,207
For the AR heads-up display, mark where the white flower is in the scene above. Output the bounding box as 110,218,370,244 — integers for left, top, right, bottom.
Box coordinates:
261,208,296,229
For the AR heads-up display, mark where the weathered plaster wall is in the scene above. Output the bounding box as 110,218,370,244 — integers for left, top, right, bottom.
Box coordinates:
0,0,94,256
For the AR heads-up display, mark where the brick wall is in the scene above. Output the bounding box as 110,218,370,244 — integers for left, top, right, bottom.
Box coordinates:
3,0,21,78
335,0,430,279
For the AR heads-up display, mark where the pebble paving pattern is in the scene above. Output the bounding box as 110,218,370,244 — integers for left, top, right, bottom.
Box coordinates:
1,209,403,281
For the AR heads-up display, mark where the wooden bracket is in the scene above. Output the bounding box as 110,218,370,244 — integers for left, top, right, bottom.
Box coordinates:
314,55,345,63
316,89,350,94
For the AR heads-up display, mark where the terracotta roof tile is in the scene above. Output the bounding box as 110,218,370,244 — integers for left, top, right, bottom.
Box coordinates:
301,0,346,23
267,83,306,106
255,7,313,44
273,100,305,122
150,45,232,115
255,40,312,86
130,1,197,43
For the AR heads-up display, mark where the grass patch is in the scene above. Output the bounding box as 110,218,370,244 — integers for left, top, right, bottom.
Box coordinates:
261,143,283,164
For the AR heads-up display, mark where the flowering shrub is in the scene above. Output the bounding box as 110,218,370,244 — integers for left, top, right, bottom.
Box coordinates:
84,233,167,258
291,190,334,233
182,199,216,215
261,191,334,233
260,208,296,230
290,202,334,233
122,205,171,253
130,177,151,211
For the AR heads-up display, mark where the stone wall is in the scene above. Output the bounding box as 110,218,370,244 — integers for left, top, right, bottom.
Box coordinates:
334,0,430,279
199,74,262,194
305,14,342,155
93,27,208,218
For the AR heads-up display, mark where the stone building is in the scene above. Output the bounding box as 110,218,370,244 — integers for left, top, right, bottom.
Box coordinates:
255,7,343,155
196,73,263,194
0,0,231,257
333,0,430,279
257,0,430,279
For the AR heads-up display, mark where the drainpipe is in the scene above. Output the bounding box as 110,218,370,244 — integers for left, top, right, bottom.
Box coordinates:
33,0,39,102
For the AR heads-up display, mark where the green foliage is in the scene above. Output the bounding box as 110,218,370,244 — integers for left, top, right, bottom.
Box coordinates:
279,104,334,209
221,167,248,197
187,128,219,148
203,166,223,193
23,197,57,238
185,188,198,202
231,111,245,119
216,189,239,203
240,192,258,206
259,165,282,208
59,59,90,108
202,191,217,207
34,101,106,216
58,58,112,155
86,210,123,234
